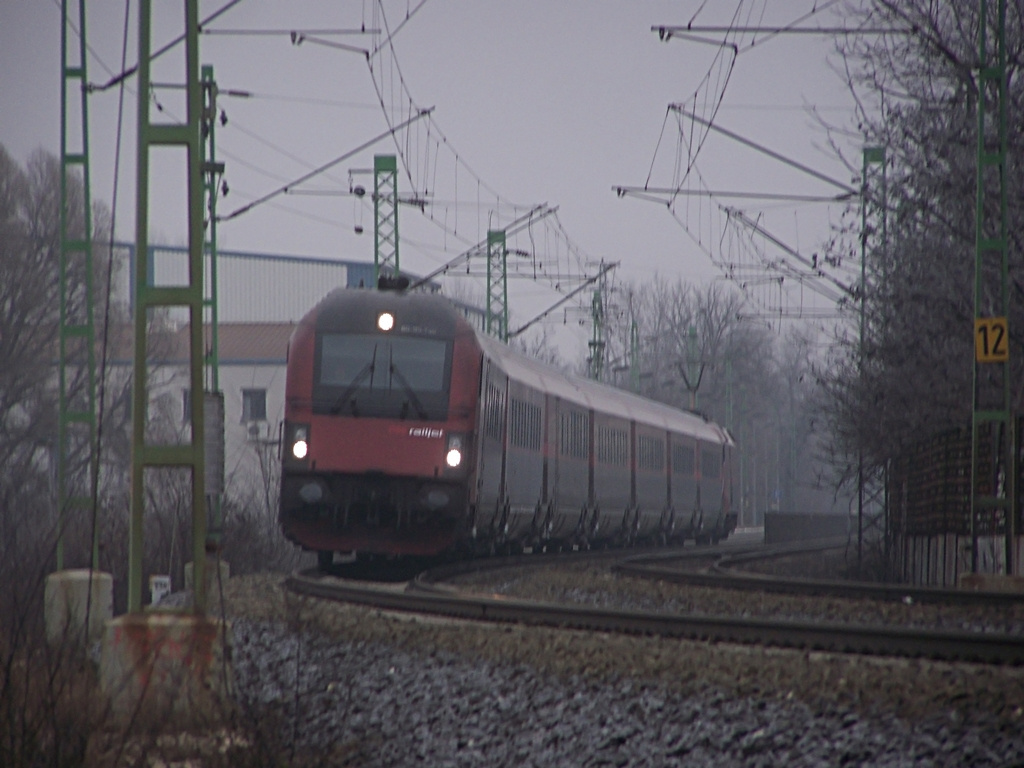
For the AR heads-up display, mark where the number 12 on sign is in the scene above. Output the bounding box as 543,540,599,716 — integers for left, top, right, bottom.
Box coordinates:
975,317,1009,363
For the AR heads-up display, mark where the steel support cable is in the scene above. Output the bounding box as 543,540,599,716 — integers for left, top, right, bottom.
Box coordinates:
363,51,600,299
616,187,853,204
643,0,851,219
217,108,433,223
726,208,852,291
344,8,539,261
657,0,847,52
656,1,753,192
669,106,857,196
224,118,353,190
89,0,134,568
202,27,380,37
87,0,246,92
297,0,602,314
360,33,521,215
407,205,555,290
363,1,419,193
373,0,602,299
49,0,124,83
509,263,619,339
669,58,737,197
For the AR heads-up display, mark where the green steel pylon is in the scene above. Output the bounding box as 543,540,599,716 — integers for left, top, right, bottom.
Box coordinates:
971,0,1014,575
373,154,398,285
588,267,606,381
486,229,508,341
857,146,885,573
201,65,222,393
201,64,225,549
58,0,99,571
130,0,207,613
629,317,640,393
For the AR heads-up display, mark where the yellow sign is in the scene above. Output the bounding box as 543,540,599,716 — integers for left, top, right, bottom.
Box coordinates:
975,317,1009,363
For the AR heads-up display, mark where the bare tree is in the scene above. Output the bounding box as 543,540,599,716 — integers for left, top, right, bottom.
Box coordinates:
821,0,1024,478
600,278,836,520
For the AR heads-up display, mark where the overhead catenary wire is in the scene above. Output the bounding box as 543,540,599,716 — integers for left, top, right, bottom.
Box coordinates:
87,0,246,92
88,0,134,587
326,0,610,335
79,0,611,350
218,107,433,222
622,1,865,325
668,106,857,196
202,27,381,36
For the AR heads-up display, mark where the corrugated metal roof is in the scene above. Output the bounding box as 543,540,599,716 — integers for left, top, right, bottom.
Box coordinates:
129,323,297,365
214,323,296,362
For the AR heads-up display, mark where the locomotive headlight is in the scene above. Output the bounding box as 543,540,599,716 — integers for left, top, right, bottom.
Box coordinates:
377,311,394,332
291,425,310,460
445,434,463,468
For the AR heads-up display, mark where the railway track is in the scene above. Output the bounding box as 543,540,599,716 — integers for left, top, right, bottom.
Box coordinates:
618,538,1024,607
285,540,1024,666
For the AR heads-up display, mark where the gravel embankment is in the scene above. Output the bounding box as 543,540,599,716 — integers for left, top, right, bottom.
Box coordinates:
220,573,1024,767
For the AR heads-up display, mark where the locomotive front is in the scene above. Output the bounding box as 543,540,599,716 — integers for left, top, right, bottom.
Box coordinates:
279,288,482,560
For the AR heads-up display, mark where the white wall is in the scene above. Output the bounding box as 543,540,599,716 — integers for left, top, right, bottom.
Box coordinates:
217,363,287,508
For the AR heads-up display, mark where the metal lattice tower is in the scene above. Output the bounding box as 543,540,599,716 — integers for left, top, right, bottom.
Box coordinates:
971,0,1014,575
857,145,886,572
58,0,99,571
373,154,398,285
486,229,508,341
201,65,223,393
130,0,207,613
588,284,605,381
629,317,640,393
201,64,226,549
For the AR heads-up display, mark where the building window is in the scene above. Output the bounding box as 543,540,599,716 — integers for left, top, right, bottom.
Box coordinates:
182,388,192,422
242,388,267,422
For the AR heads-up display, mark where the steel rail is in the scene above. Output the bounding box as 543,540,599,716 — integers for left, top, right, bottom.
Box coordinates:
285,567,1024,666
617,541,1024,608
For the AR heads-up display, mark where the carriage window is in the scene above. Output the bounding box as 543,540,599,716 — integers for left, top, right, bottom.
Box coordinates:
701,447,721,479
559,410,588,459
484,381,504,440
637,435,665,472
597,426,628,466
672,443,695,476
509,399,542,450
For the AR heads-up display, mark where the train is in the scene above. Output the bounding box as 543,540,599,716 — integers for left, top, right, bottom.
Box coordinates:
279,284,737,568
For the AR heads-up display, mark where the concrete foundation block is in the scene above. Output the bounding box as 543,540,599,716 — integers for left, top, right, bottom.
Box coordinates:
44,569,113,648
100,613,234,727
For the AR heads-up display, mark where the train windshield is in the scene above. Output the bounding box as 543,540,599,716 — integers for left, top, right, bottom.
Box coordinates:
314,333,451,420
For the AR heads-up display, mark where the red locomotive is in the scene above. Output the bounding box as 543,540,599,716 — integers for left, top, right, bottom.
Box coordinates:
279,286,737,567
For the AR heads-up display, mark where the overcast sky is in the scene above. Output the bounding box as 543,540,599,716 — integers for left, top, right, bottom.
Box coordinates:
1,1,862,360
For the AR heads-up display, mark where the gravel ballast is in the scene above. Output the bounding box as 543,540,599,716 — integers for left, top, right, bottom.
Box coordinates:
220,573,1024,767
449,559,1024,635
